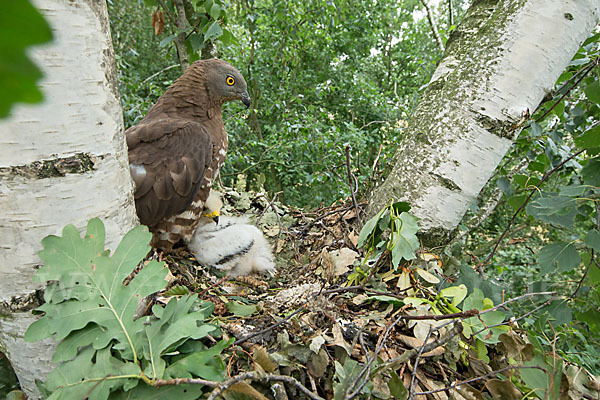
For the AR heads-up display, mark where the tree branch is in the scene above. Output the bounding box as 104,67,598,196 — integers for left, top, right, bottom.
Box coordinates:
420,0,444,51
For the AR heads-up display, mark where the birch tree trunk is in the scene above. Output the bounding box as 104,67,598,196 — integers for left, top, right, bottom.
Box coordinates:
367,0,600,246
0,1,137,398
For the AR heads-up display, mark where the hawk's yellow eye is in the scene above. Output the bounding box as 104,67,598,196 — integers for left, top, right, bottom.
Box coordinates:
226,76,235,86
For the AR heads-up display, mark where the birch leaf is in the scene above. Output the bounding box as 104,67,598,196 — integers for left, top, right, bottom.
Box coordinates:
391,212,420,268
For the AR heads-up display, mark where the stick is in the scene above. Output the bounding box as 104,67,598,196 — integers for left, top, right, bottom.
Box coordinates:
345,144,363,227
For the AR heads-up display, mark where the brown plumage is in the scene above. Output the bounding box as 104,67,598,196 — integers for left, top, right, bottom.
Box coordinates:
126,59,250,249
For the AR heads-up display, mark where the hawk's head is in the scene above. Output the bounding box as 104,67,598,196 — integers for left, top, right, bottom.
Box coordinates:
198,59,250,108
200,190,223,225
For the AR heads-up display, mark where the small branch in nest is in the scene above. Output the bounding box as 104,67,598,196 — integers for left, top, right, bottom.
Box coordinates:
412,365,549,397
234,304,307,346
408,326,434,400
381,322,463,372
197,276,230,299
345,144,363,227
206,372,325,400
299,203,365,236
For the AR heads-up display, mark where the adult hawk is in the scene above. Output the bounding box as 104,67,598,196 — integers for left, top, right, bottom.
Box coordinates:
126,59,250,249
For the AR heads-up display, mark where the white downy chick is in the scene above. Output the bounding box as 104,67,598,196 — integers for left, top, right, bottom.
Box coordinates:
189,191,276,277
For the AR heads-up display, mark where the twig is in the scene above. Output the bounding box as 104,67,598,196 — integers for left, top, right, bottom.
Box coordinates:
379,322,463,373
344,311,408,400
197,276,230,299
469,297,555,339
535,59,598,123
478,149,585,273
571,249,595,298
299,204,363,235
359,120,388,130
206,372,324,400
408,326,434,400
412,365,549,396
142,64,180,83
478,291,555,315
345,145,363,227
156,0,177,25
420,0,444,51
371,143,383,178
234,304,307,346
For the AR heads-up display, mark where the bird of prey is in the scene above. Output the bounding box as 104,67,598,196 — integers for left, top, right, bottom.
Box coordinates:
126,59,250,249
189,192,276,277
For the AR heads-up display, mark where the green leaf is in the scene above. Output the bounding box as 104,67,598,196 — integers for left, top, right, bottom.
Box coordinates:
112,383,205,399
388,371,408,399
209,3,221,19
462,289,506,344
496,177,513,196
391,201,411,214
507,194,527,211
187,32,204,52
333,358,371,399
142,296,218,379
513,174,541,188
0,0,53,117
43,346,139,399
584,80,600,104
582,157,600,186
26,219,167,360
165,339,230,381
218,28,238,46
547,300,572,326
521,354,550,399
204,20,223,41
159,34,177,47
456,264,504,306
226,301,257,316
574,125,600,149
357,209,384,248
390,212,420,268
526,192,578,229
577,308,600,331
440,284,468,307
538,242,580,274
584,229,600,251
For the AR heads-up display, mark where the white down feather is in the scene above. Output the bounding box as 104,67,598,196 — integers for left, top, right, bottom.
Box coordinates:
189,215,276,277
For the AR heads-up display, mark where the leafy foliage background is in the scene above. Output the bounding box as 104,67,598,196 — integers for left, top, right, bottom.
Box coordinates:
107,0,462,207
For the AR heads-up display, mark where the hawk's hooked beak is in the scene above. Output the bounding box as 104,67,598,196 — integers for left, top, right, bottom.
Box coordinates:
240,90,251,108
203,210,220,224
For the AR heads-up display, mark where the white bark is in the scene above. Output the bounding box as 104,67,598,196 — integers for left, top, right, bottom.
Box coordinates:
368,0,600,245
0,0,137,398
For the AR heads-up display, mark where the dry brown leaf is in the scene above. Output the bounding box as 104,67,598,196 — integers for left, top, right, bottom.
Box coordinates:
485,379,522,400
253,346,277,373
331,322,352,355
151,10,165,36
348,230,359,246
223,382,269,400
329,247,358,276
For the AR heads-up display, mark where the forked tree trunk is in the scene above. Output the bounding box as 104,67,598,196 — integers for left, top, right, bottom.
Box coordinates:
367,0,600,246
0,1,137,398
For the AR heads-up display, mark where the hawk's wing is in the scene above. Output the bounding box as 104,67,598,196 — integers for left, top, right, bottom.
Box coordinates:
126,119,213,227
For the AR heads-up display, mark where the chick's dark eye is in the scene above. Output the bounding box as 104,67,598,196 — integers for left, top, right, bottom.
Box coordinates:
226,76,235,86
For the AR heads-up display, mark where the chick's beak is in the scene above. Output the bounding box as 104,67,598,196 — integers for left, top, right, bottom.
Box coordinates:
240,90,251,108
212,215,219,224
